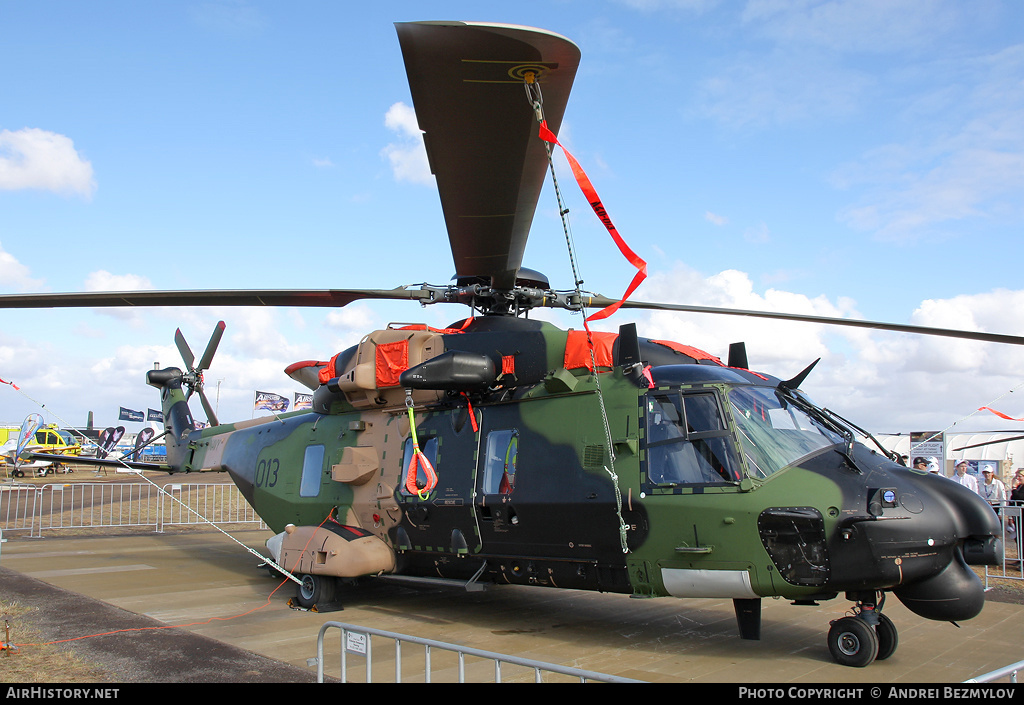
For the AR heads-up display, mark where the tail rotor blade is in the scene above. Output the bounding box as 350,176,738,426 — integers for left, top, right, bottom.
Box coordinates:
198,389,219,427
197,321,226,372
174,328,195,370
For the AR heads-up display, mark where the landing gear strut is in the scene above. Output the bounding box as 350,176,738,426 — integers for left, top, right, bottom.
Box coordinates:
827,591,898,667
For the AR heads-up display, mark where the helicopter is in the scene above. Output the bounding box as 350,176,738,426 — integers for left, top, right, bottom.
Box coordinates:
3,20,1020,669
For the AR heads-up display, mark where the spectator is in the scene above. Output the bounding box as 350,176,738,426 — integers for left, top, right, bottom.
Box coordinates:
953,460,979,493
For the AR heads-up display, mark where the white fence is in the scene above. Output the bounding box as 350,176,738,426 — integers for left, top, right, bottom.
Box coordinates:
0,482,265,536
314,621,644,683
985,501,1023,587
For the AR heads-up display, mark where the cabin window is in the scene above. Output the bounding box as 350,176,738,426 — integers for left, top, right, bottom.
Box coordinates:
36,430,58,445
645,391,740,485
399,436,439,496
482,429,518,495
300,444,325,497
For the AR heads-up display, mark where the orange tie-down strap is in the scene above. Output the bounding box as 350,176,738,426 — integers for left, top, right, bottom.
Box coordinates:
538,120,646,324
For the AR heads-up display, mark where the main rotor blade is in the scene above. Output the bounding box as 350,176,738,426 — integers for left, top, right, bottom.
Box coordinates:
0,287,434,310
396,21,580,290
581,295,1024,347
197,321,226,372
953,435,1024,451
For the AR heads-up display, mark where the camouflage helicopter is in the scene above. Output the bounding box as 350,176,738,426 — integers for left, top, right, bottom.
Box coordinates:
5,21,1021,669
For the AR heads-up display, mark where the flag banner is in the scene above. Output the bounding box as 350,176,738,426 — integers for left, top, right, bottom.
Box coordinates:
16,414,44,457
147,408,164,422
131,427,156,459
254,391,289,412
119,407,144,422
97,426,125,459
294,392,313,410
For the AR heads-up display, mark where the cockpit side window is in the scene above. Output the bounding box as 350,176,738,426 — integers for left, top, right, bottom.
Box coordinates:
645,391,741,486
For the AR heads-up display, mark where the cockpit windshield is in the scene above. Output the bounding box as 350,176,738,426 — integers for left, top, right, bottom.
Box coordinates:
728,385,845,479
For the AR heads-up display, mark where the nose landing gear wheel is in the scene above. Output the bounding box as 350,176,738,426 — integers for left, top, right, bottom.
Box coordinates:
874,612,898,661
296,573,336,609
827,616,879,667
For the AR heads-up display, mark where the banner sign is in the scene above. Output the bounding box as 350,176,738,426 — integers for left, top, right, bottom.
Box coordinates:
294,393,313,410
147,408,164,422
97,426,125,459
131,427,156,459
119,407,144,422
254,391,289,412
910,431,944,470
17,414,44,457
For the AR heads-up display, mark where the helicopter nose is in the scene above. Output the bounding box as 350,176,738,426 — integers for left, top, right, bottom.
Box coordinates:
888,474,1002,621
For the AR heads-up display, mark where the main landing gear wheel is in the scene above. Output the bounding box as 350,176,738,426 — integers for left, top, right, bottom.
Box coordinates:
827,616,879,668
296,573,336,609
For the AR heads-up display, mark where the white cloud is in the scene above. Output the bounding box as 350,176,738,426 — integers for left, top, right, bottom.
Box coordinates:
743,222,771,243
0,128,96,198
189,0,267,37
81,270,155,324
741,0,961,54
704,211,729,226
0,242,45,292
626,261,1024,432
381,102,434,186
696,53,871,129
616,0,720,12
834,45,1024,241
84,271,154,292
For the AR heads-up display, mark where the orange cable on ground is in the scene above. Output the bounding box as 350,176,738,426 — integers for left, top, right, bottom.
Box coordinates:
12,512,335,649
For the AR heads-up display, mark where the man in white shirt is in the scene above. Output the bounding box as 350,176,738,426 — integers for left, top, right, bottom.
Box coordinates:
953,460,979,493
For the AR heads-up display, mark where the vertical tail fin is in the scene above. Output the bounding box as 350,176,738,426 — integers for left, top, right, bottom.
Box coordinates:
146,368,195,471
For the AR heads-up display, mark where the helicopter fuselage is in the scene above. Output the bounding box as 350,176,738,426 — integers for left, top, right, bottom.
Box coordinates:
148,315,1001,629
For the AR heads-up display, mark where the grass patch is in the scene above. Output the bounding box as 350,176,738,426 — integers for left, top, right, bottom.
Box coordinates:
0,599,112,683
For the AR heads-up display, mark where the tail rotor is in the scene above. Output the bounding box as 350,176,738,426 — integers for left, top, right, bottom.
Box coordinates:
175,321,225,427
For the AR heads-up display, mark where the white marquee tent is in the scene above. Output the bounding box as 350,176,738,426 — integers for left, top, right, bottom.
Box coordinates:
877,432,1024,479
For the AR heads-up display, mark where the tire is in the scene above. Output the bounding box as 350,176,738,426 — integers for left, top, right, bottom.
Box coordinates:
875,613,899,661
296,573,336,609
827,616,879,667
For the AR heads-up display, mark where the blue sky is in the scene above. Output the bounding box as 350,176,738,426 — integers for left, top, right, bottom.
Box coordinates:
2,0,1023,439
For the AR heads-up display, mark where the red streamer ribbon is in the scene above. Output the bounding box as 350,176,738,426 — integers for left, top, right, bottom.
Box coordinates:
980,407,1024,421
538,120,647,324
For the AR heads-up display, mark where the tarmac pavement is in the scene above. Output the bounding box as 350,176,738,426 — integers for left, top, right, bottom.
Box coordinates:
2,527,1024,684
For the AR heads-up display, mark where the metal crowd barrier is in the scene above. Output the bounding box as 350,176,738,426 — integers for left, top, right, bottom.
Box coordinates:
315,621,643,683
965,657,1024,683
0,482,265,536
986,500,1023,588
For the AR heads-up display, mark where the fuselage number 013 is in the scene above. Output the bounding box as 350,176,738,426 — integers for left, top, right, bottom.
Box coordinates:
255,457,280,487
